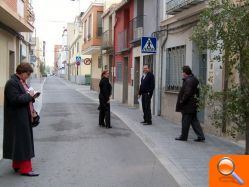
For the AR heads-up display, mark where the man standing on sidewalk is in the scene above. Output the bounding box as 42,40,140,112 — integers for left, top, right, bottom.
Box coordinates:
175,65,205,142
138,65,155,125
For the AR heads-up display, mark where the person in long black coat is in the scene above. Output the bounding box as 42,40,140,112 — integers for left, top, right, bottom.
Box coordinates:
3,63,39,176
175,65,205,142
98,70,112,128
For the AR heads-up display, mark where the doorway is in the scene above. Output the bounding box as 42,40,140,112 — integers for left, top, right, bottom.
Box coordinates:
143,55,154,73
123,57,129,104
134,57,140,106
9,51,15,77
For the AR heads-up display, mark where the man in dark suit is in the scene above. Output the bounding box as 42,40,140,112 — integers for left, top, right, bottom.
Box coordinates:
175,65,205,142
138,65,155,125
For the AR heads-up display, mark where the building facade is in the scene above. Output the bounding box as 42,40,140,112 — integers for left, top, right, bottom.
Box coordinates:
81,2,104,91
54,44,63,75
0,0,34,105
30,37,45,78
101,0,121,97
157,0,223,129
67,13,91,84
113,0,134,103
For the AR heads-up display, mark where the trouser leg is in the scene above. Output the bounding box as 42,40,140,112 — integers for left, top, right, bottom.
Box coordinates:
191,113,205,139
181,113,192,140
99,108,105,126
145,94,152,123
99,100,105,126
13,160,32,174
142,94,147,121
105,103,111,127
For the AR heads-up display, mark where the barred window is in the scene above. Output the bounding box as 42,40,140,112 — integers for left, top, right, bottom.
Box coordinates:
116,62,122,82
166,45,185,91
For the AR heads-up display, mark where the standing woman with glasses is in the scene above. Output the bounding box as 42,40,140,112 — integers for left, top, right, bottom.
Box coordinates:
3,63,39,176
98,70,112,128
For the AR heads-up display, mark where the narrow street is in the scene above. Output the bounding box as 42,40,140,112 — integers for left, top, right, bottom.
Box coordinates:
0,77,178,187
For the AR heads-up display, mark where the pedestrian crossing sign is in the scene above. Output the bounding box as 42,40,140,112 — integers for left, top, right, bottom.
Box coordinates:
141,37,157,54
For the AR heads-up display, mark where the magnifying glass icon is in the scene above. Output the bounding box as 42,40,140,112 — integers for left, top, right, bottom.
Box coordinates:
217,157,244,185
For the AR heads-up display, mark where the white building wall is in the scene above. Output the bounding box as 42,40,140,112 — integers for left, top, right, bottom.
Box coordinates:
114,83,123,102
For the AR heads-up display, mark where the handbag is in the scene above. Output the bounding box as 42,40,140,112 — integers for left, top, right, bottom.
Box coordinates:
31,110,40,128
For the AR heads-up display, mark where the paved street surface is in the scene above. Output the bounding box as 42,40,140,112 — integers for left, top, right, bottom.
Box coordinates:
0,77,178,187
60,77,244,187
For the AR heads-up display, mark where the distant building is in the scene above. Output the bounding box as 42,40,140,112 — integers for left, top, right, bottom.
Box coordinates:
81,2,104,90
54,45,63,75
67,12,91,84
101,0,122,98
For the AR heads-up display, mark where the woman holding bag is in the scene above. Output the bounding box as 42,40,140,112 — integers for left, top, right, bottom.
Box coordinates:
3,63,39,177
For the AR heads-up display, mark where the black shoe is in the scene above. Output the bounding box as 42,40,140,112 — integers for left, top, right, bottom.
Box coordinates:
140,121,147,124
175,137,187,141
194,138,205,142
143,122,152,125
99,124,105,127
13,168,19,173
21,171,39,177
106,126,112,129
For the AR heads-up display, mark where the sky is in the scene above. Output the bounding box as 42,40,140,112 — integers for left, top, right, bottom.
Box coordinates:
33,0,93,67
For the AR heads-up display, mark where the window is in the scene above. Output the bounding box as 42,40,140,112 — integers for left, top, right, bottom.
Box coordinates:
166,46,186,91
97,11,103,37
88,15,92,39
98,56,102,69
116,62,123,82
17,0,24,18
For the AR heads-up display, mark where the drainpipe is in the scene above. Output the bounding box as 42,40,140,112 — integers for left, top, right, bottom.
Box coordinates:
154,0,159,115
158,26,168,115
112,14,119,99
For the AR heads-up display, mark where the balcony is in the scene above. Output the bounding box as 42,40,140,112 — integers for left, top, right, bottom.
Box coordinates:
166,0,205,15
117,29,129,53
0,0,34,32
25,0,35,27
129,15,144,43
102,30,113,50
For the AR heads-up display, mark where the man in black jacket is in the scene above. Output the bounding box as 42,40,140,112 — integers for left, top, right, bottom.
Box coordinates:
99,70,112,128
138,65,155,125
175,66,205,142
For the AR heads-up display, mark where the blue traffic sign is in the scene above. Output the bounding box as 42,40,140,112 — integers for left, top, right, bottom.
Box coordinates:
76,56,81,65
141,37,157,54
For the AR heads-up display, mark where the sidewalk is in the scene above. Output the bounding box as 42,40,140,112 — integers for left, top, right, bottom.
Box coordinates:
60,77,244,187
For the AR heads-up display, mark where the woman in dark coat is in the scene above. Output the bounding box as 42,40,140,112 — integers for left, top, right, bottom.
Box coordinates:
3,63,39,176
98,70,112,128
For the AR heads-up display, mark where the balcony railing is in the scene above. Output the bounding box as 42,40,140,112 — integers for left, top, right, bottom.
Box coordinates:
25,0,35,27
166,0,205,15
102,30,113,49
129,15,144,42
117,29,129,52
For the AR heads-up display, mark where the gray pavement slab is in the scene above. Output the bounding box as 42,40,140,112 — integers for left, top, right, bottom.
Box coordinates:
59,77,244,187
0,77,178,187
